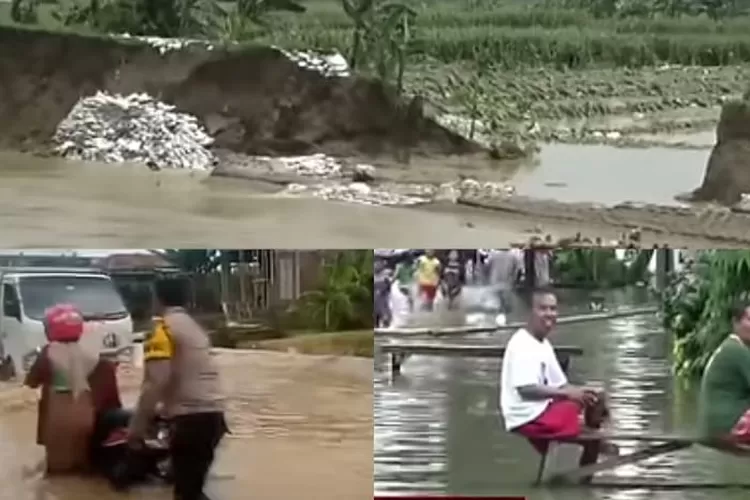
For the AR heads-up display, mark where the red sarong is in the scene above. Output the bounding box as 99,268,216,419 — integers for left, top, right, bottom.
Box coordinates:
731,409,750,442
419,284,437,302
514,400,582,453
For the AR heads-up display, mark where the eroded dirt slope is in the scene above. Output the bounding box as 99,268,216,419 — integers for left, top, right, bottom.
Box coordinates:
0,26,480,157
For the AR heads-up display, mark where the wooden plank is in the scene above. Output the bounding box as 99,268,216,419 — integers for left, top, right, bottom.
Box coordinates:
546,441,692,484
380,342,583,357
535,442,583,485
375,306,658,336
555,480,750,490
569,431,701,444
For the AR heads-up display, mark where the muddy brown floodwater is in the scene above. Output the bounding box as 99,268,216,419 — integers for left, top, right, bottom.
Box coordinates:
0,144,745,248
0,349,373,500
0,151,531,247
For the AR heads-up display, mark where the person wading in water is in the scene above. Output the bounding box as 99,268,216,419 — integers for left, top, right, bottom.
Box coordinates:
25,304,102,474
394,254,416,312
500,288,617,465
698,300,750,449
486,248,521,316
128,277,228,500
440,250,464,310
415,250,441,311
374,259,393,328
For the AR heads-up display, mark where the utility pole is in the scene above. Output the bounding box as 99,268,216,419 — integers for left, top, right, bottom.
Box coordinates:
655,248,674,292
523,249,537,290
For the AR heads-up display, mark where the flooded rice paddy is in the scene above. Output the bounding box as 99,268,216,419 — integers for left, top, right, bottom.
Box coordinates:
374,288,750,500
515,143,708,205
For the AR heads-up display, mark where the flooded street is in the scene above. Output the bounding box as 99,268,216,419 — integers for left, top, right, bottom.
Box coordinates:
0,143,721,247
374,288,750,499
0,349,373,500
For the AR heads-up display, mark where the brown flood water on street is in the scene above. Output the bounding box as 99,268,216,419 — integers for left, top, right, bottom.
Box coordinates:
0,349,373,500
0,144,716,247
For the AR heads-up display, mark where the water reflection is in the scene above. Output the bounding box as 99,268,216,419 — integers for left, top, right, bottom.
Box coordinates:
517,144,708,206
374,288,750,499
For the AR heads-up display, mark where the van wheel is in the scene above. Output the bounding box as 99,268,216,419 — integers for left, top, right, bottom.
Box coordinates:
0,357,15,381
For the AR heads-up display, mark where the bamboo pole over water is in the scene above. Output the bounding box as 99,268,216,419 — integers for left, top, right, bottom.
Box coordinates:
375,306,658,337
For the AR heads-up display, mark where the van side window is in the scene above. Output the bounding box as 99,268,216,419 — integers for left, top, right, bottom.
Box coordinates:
2,284,19,315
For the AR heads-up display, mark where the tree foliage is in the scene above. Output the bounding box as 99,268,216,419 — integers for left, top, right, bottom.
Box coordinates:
298,250,373,331
341,0,416,93
551,249,653,288
662,250,750,378
11,0,306,38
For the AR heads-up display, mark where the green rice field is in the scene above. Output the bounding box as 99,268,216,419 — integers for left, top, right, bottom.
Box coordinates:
2,0,748,146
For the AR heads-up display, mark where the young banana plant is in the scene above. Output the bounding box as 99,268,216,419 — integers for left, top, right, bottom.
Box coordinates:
375,2,417,94
341,0,376,70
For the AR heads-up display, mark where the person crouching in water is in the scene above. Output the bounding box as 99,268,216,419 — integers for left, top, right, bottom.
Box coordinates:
500,288,617,470
24,304,102,474
440,250,464,310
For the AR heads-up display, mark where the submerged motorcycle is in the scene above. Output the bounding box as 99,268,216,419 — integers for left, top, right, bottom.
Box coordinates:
24,345,173,490
91,408,174,490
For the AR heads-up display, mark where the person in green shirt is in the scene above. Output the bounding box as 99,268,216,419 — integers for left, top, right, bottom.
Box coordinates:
394,257,415,311
698,300,750,443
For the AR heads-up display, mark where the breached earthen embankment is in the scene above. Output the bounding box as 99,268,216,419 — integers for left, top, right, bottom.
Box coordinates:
457,195,750,244
689,99,750,206
0,26,481,158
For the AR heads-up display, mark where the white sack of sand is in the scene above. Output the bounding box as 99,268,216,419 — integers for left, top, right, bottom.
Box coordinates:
53,91,216,170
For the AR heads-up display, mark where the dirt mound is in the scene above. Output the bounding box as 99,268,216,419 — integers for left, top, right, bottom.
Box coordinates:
690,100,750,205
0,26,481,157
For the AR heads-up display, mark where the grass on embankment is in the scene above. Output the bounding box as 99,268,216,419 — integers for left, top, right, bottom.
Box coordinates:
238,329,374,358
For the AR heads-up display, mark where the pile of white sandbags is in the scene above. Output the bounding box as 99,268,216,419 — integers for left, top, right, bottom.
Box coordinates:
283,182,427,206
113,33,217,54
53,91,216,170
276,47,350,78
110,33,350,78
435,178,516,202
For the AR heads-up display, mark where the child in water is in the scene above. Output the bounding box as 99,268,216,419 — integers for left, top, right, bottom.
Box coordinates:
394,256,415,312
374,260,393,328
441,250,464,310
416,250,441,311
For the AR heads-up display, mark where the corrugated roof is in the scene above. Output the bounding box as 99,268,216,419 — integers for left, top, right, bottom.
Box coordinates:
93,252,175,270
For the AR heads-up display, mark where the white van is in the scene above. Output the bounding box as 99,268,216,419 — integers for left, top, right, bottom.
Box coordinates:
0,267,134,379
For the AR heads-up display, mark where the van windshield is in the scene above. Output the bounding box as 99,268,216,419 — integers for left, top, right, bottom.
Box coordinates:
18,275,129,321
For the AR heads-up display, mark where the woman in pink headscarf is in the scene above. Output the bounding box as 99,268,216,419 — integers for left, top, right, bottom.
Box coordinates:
24,303,101,474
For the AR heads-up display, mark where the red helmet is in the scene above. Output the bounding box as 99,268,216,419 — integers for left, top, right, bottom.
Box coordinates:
44,304,84,342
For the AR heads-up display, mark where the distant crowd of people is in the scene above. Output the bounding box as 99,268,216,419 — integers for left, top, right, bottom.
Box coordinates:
374,248,553,328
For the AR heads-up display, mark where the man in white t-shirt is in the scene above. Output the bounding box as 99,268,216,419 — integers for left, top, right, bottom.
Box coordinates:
500,287,612,456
